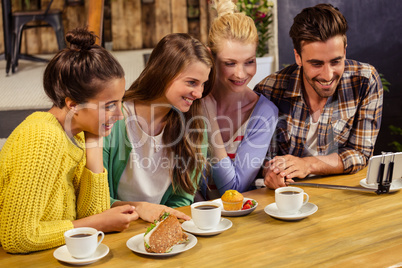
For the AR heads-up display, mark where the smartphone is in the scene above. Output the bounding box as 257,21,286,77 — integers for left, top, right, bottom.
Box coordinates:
366,152,402,184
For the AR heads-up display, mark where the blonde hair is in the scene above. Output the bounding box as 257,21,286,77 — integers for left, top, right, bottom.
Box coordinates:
208,0,258,56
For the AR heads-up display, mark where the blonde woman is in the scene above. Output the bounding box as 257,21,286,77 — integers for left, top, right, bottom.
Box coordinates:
199,0,278,200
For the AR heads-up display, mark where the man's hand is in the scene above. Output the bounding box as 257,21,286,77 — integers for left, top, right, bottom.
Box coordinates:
263,153,344,189
271,155,312,180
263,155,310,189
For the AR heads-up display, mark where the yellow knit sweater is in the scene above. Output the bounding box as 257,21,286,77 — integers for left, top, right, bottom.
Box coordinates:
0,112,110,253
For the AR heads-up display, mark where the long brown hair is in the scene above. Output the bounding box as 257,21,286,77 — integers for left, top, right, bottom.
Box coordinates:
124,33,215,195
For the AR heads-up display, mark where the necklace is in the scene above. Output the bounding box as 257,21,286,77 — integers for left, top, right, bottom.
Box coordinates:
125,102,163,153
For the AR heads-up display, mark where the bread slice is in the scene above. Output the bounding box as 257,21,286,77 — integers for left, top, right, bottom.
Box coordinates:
144,212,188,253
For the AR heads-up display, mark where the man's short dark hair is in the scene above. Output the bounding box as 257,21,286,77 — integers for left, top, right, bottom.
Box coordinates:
290,3,348,56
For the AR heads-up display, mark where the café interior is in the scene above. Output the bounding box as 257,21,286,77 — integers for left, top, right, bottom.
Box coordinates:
1,0,402,267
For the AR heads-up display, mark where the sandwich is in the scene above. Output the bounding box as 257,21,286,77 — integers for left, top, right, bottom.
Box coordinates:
144,211,188,253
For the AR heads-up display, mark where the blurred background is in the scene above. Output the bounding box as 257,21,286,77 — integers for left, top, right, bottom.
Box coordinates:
0,0,401,154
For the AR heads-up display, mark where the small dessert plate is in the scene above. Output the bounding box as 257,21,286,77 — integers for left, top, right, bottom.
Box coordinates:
126,232,197,256
212,198,258,216
264,202,318,221
359,178,402,192
53,243,109,265
181,218,232,236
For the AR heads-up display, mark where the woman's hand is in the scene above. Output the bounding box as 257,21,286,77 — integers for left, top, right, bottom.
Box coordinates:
73,205,139,232
112,201,190,223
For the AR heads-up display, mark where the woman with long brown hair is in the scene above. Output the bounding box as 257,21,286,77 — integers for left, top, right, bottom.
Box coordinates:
103,33,215,220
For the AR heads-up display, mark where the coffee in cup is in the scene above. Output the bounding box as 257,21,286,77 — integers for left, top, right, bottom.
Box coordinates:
64,227,104,259
191,201,221,230
275,186,309,215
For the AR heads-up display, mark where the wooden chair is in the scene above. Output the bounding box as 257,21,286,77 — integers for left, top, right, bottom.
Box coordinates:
1,0,12,74
87,0,104,46
10,0,65,73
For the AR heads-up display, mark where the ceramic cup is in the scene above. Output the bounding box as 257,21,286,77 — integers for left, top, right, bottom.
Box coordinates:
275,186,309,215
191,201,221,230
64,227,104,259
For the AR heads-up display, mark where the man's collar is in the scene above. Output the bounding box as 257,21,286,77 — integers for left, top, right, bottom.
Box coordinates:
283,64,303,98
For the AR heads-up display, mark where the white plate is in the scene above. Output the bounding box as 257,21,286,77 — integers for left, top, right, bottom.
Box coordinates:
264,202,318,221
181,218,232,236
360,178,402,192
53,243,109,265
212,197,258,216
126,232,197,256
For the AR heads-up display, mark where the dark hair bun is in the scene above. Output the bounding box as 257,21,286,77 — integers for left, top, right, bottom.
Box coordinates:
65,28,96,50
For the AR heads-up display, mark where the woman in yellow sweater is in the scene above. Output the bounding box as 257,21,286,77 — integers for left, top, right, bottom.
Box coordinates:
0,28,140,253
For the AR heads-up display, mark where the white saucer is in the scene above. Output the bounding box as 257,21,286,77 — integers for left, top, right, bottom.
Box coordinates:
264,202,318,221
181,218,232,236
53,243,109,265
126,232,197,256
212,198,258,216
360,178,402,192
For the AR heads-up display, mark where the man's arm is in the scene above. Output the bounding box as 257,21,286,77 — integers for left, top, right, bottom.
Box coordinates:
263,153,344,189
336,64,383,173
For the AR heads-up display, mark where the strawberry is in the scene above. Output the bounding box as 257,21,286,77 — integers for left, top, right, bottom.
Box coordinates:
241,199,257,210
242,204,251,210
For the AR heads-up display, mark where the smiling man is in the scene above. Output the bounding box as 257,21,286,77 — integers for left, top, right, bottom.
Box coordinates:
254,4,383,189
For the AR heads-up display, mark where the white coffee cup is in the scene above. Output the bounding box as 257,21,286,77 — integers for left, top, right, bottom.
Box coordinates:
64,227,104,259
191,201,221,230
275,187,309,215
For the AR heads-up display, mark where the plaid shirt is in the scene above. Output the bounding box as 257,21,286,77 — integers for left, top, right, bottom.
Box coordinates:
255,59,383,173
